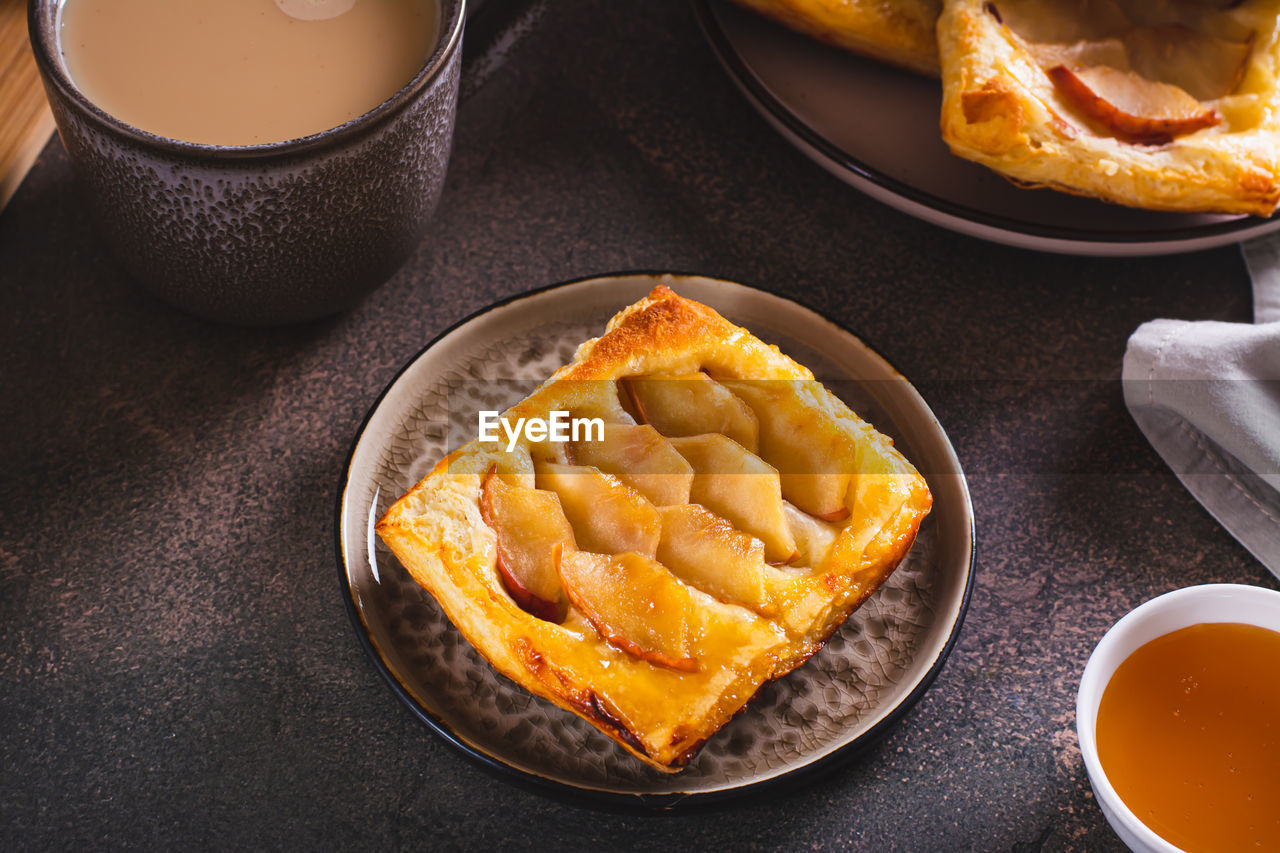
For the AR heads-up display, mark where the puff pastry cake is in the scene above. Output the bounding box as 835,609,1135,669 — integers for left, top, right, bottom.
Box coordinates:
939,0,1280,215
375,287,932,771
727,0,943,76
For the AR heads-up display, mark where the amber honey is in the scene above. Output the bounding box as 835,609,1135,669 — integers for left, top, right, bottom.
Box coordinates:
1097,622,1280,852
59,0,439,146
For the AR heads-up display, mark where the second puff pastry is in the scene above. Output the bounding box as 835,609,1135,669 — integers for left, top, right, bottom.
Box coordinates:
939,0,1280,216
726,0,943,76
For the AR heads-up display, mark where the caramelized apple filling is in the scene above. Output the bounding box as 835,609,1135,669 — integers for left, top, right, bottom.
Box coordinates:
480,373,880,671
988,0,1258,142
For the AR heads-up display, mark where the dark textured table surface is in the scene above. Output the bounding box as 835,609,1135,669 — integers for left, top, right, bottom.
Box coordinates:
3,1,1276,850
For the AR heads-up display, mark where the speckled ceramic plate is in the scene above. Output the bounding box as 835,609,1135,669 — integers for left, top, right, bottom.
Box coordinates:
336,273,974,807
695,0,1280,257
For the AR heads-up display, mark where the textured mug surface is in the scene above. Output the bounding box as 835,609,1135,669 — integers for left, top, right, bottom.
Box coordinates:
29,0,464,325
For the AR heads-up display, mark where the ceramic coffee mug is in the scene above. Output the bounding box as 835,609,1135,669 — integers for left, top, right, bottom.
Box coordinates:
29,0,464,325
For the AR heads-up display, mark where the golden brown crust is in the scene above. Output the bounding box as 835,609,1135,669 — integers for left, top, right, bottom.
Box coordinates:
726,0,943,77
375,286,932,771
938,0,1280,216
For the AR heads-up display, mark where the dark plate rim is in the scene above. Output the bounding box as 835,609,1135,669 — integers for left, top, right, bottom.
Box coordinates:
334,271,977,811
692,0,1276,249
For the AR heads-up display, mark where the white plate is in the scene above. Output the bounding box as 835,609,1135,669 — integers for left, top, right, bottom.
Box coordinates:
695,0,1280,256
336,273,975,805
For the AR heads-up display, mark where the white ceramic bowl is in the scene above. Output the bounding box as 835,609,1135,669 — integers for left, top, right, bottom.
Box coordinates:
1077,583,1280,852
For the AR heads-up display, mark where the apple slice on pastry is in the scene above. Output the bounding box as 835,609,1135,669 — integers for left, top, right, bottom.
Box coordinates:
556,548,699,673
567,423,693,507
1123,24,1253,101
1046,64,1220,144
656,504,787,617
480,469,573,622
667,433,799,564
620,373,760,453
533,459,662,557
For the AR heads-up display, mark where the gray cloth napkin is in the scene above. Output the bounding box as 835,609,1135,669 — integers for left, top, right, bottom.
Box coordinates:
1122,233,1280,576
